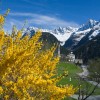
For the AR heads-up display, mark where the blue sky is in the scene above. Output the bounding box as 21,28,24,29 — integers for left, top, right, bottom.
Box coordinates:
0,0,100,31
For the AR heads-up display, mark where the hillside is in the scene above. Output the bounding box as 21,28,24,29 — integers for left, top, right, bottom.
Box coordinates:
22,19,100,62
74,35,100,63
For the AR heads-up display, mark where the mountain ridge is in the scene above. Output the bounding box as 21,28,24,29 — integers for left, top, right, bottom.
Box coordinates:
23,26,77,46
23,19,100,48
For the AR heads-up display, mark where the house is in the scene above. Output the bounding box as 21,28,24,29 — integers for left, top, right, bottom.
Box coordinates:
66,52,75,62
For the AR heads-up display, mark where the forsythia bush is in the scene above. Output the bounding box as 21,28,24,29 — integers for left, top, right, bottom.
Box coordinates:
0,10,77,100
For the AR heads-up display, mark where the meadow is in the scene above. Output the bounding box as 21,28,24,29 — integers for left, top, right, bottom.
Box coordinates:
56,62,100,100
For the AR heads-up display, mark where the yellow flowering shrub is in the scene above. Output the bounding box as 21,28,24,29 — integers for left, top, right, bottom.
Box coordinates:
0,15,4,24
0,86,3,94
0,11,77,100
0,9,10,29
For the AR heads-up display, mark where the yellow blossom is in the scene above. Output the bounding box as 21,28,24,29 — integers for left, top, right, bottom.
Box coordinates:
0,10,77,99
4,95,9,100
0,86,3,94
0,15,4,24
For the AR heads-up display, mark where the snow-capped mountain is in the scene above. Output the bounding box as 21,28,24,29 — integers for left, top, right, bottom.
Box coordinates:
72,20,100,62
23,26,77,46
89,22,100,40
23,19,100,61
74,33,100,63
23,19,100,48
64,19,100,49
71,19,99,41
78,19,98,31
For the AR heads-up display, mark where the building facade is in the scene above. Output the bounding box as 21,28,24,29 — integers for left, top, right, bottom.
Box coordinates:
66,52,75,62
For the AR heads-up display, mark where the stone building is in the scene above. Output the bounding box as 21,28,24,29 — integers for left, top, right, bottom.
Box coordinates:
66,52,75,62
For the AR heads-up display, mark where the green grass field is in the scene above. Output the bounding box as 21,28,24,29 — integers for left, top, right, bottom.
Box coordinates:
56,62,82,86
56,62,100,100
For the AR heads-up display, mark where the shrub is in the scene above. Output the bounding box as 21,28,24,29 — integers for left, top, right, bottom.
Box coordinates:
0,10,77,100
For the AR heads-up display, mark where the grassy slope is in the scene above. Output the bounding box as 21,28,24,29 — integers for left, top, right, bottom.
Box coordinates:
57,62,82,86
56,62,82,100
56,62,100,98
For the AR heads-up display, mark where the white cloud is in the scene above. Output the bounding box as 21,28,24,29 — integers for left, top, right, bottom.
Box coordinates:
5,12,79,31
4,18,24,33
